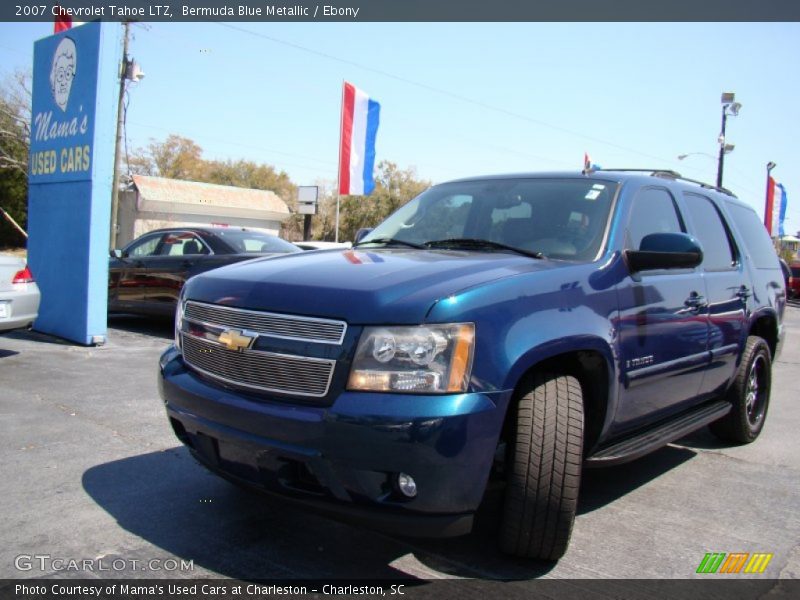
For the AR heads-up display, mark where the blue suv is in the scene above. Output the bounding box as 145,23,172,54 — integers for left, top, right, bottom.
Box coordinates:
159,170,785,560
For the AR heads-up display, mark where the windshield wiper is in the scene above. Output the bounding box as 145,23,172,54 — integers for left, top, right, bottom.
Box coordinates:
354,237,425,249
424,238,543,259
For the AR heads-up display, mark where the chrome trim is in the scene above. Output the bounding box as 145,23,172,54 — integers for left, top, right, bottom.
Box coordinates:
627,350,709,382
181,332,336,397
184,301,346,345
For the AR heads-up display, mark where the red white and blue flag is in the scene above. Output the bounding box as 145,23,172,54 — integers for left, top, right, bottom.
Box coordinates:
765,176,788,237
338,82,380,196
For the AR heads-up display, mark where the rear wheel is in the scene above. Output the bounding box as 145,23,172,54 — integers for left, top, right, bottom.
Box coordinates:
500,373,583,561
709,336,772,444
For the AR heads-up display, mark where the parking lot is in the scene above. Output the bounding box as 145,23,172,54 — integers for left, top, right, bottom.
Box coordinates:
1,304,799,588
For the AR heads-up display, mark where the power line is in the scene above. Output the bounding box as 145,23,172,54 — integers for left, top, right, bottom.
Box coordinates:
215,23,681,166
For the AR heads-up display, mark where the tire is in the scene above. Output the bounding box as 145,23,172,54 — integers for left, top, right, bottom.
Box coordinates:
709,336,772,444
500,373,584,561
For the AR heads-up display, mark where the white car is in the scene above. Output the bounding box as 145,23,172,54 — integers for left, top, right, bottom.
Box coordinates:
293,241,352,251
0,255,40,332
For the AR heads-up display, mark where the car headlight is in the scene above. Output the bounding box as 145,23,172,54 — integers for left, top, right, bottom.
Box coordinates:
174,296,185,352
347,324,475,393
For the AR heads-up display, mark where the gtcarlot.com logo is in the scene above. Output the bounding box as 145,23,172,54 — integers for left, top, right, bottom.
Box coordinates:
14,554,194,573
696,552,773,574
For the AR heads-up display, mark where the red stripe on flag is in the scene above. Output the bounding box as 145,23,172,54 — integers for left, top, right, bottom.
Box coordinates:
765,176,776,235
54,4,72,32
339,82,355,195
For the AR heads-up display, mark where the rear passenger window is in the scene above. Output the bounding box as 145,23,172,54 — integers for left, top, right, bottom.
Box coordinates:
682,193,737,270
727,203,781,269
626,187,684,250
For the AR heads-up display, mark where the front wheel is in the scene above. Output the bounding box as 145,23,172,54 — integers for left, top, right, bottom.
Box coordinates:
500,373,583,561
709,336,772,444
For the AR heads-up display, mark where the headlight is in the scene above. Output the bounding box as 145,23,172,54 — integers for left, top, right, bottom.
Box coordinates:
347,324,475,393
174,296,185,352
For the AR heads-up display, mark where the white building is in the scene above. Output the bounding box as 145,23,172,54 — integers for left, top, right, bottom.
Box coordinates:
117,175,291,247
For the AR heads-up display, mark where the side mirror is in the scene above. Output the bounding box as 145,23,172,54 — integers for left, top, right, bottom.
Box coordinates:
625,232,703,272
109,249,126,259
354,227,374,244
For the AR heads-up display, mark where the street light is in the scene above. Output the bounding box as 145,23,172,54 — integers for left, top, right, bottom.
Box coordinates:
716,92,742,188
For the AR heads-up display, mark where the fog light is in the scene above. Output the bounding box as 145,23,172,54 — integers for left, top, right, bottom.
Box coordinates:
397,472,417,498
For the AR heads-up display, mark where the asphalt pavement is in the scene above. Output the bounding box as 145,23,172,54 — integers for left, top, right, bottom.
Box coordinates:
1,305,799,588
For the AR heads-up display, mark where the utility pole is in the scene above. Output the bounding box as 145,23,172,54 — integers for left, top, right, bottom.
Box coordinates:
109,21,130,250
716,107,727,189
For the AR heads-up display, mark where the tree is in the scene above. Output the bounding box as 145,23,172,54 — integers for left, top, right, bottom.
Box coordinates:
128,134,203,180
0,71,31,247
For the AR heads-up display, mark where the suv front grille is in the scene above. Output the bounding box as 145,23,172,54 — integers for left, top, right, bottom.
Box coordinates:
184,301,346,344
181,333,335,398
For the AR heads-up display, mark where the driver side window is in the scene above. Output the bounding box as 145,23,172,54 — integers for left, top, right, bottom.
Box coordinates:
626,188,684,250
127,233,163,257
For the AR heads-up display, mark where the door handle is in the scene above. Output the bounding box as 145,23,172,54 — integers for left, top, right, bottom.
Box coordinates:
677,293,707,314
684,294,707,308
736,285,751,300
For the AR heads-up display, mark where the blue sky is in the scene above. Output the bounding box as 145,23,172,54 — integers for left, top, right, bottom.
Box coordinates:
2,21,799,235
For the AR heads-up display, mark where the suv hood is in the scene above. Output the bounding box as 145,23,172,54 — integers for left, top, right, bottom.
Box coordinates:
183,248,561,324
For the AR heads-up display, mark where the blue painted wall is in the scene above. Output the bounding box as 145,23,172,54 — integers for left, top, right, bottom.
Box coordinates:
27,22,120,345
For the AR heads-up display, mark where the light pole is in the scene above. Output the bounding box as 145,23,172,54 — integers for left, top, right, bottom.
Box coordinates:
716,92,741,188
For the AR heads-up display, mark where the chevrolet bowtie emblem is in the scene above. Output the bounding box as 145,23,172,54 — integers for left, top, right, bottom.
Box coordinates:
218,329,255,352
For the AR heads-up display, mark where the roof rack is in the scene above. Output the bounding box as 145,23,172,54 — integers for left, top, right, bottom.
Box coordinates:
591,168,736,197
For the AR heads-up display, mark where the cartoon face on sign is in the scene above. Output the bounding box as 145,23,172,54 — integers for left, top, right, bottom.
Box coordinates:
50,37,76,111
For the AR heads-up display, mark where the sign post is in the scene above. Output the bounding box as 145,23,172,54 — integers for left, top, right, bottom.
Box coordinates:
27,21,121,345
298,186,319,241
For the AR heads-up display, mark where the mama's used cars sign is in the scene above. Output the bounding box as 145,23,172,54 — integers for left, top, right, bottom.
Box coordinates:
28,21,119,345
29,27,99,181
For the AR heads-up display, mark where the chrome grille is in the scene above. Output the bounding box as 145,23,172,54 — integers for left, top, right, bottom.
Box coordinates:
184,301,346,344
181,333,335,397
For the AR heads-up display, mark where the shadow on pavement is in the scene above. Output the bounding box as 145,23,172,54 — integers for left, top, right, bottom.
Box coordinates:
82,441,699,581
578,444,696,514
107,314,174,340
671,426,734,451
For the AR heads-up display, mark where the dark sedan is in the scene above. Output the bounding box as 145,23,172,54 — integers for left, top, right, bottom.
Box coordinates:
108,227,301,316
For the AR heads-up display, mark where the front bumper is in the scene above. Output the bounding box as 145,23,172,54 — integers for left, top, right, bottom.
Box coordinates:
158,346,511,537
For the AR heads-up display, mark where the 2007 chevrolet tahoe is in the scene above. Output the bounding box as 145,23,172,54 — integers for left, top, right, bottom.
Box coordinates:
159,170,785,560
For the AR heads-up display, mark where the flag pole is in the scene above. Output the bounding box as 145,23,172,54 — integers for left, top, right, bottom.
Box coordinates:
335,80,345,243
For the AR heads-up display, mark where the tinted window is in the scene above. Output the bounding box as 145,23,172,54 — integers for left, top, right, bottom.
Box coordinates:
682,193,736,270
126,233,162,257
626,187,683,250
792,267,800,277
726,203,779,269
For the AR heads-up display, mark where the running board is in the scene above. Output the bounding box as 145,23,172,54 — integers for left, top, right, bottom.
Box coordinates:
585,400,731,467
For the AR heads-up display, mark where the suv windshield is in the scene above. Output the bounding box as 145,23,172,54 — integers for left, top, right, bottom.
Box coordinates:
360,178,617,260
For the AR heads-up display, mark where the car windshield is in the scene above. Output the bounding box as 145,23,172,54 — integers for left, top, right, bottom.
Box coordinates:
359,178,618,260
213,230,301,254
